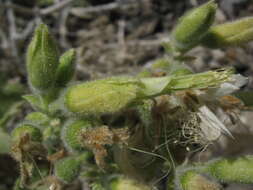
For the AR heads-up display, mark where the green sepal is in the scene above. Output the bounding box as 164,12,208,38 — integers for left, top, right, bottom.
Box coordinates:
26,23,59,92
64,77,141,115
56,49,76,87
172,0,217,52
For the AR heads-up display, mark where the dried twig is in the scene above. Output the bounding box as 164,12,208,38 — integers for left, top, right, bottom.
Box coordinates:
40,0,74,15
70,1,137,17
6,2,18,57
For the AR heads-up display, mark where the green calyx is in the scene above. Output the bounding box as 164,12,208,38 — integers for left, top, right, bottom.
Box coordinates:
179,170,222,190
205,156,253,184
62,120,92,152
64,77,141,116
26,23,59,92
12,124,42,142
54,155,83,184
172,0,217,52
202,17,253,48
64,69,233,116
56,48,76,87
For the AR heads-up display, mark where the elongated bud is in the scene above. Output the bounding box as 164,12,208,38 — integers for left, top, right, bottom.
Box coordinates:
202,17,253,48
61,120,92,152
205,156,253,184
12,124,42,142
26,24,59,92
178,170,222,190
54,155,83,184
64,77,140,115
172,0,217,52
110,178,151,190
56,49,76,87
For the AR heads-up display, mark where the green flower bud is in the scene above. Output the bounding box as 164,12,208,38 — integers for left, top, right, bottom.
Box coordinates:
26,23,59,92
202,17,253,48
205,156,253,184
12,124,42,142
56,49,76,87
64,77,140,115
178,170,222,190
54,155,83,184
172,0,217,52
110,178,151,190
61,120,92,152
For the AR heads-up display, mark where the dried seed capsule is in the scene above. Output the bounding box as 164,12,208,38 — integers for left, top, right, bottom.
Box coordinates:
61,120,92,152
202,17,253,48
56,49,76,87
172,0,217,52
64,77,140,115
12,124,42,142
178,170,222,190
110,178,151,190
54,155,83,184
26,23,59,92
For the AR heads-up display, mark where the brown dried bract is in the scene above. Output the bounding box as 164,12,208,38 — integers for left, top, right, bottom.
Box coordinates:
80,126,129,168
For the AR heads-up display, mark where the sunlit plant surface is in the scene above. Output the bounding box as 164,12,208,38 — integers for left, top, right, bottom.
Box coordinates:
3,1,253,190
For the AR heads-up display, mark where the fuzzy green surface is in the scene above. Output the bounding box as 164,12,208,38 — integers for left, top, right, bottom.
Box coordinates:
54,156,82,184
64,77,140,115
12,124,42,142
110,178,151,190
206,156,253,184
26,24,59,91
202,17,253,48
56,49,76,86
172,0,217,51
25,112,50,126
179,170,222,190
62,120,92,152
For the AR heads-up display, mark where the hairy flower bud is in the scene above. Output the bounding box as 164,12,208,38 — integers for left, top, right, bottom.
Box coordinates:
205,156,253,184
26,24,59,92
178,170,222,190
202,17,253,48
56,49,76,87
172,0,217,52
64,77,140,115
61,120,92,152
12,124,42,142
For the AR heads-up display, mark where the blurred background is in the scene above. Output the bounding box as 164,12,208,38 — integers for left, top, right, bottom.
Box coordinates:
0,0,253,189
